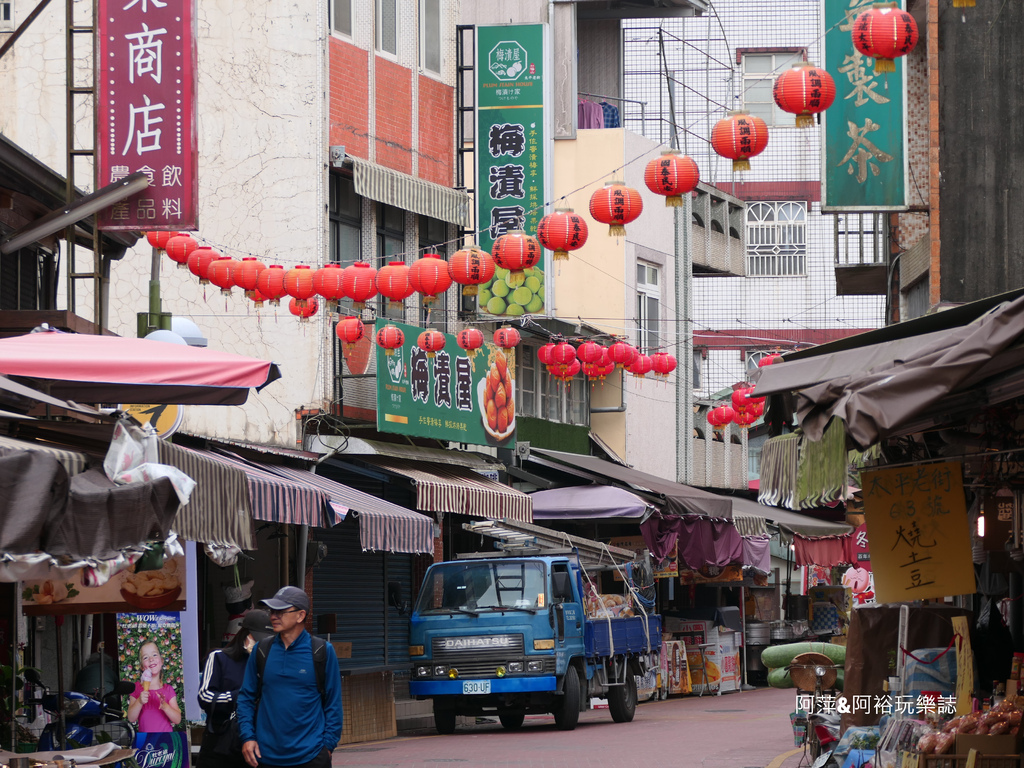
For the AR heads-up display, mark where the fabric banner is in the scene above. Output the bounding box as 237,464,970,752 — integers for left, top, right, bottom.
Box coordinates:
640,515,743,569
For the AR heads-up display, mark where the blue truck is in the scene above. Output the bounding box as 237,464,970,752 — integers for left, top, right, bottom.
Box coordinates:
408,520,661,733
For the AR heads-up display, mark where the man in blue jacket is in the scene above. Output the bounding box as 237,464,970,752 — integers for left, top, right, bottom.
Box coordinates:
236,586,342,768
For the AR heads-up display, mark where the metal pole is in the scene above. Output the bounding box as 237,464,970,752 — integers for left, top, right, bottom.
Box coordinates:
55,619,65,750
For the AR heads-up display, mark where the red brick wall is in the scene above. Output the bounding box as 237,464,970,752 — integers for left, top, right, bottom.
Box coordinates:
329,38,369,159
418,75,455,187
375,58,413,174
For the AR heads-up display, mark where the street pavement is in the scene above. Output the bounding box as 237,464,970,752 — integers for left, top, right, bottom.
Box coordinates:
331,686,812,768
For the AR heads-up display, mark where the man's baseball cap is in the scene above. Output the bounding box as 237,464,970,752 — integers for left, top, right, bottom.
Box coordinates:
240,609,274,641
261,586,310,613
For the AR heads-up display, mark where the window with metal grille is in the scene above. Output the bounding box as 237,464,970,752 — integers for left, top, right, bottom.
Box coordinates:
746,201,806,276
330,0,351,37
329,174,361,269
420,0,441,75
742,52,802,128
636,262,660,352
517,343,589,426
377,0,397,56
834,211,886,266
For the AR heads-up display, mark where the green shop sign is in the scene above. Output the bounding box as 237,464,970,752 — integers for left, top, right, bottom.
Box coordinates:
822,0,907,211
375,319,517,449
476,24,549,319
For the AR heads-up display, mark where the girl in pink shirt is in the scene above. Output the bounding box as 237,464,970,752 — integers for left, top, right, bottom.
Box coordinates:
126,640,182,732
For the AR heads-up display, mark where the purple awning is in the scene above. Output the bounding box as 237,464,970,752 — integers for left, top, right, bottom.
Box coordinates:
530,485,655,520
640,514,743,569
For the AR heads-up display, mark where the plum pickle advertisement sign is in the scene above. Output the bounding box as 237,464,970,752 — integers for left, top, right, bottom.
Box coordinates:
97,0,198,230
375,319,517,448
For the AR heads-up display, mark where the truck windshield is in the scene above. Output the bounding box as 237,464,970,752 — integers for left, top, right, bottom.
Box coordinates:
415,561,547,614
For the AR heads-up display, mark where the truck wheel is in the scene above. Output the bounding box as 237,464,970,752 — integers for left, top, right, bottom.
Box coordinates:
499,712,525,730
553,666,581,731
608,674,637,723
433,703,457,735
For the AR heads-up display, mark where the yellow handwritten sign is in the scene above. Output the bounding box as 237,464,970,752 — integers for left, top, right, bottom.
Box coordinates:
861,462,976,604
952,615,974,716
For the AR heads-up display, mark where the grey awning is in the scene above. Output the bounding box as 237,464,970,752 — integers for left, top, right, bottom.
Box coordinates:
350,157,471,226
730,496,851,538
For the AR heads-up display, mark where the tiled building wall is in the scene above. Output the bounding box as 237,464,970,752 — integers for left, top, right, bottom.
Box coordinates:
329,39,370,157
339,671,397,745
625,2,885,401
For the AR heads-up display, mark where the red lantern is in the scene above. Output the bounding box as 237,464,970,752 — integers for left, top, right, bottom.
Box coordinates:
538,342,556,366
249,286,268,308
758,352,783,368
576,341,604,365
341,262,378,310
313,264,346,302
409,254,453,306
232,257,266,300
711,112,769,172
550,342,577,375
707,405,735,431
256,264,287,306
644,151,699,207
457,327,485,358
651,352,677,379
582,361,602,381
335,316,365,352
376,324,404,356
289,296,318,322
494,326,521,350
852,5,919,74
448,246,496,296
536,209,588,261
551,358,581,383
207,257,238,295
492,230,542,285
146,231,181,251
417,330,446,358
629,354,654,379
165,234,198,269
608,341,638,370
589,182,643,237
734,410,758,429
732,386,755,413
773,63,837,128
188,247,220,285
375,261,414,307
285,265,315,311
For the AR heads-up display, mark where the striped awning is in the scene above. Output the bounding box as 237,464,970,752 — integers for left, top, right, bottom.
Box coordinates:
0,434,91,477
350,157,472,226
356,456,532,523
268,466,433,555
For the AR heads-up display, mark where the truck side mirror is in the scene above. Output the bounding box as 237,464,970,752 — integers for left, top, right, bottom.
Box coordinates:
388,581,408,615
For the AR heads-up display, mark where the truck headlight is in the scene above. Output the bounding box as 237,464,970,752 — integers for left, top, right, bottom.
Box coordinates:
527,660,544,672
507,662,523,673
416,666,431,677
409,645,424,656
434,665,448,676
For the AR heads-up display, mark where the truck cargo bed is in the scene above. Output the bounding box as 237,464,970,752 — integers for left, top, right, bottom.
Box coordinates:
584,614,661,657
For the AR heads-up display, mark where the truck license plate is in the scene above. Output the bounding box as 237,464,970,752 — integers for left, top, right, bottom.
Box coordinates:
462,680,491,695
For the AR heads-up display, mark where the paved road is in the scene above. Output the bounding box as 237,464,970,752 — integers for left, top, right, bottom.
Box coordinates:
331,686,810,768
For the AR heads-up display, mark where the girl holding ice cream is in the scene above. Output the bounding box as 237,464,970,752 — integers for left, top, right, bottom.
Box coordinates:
127,640,181,732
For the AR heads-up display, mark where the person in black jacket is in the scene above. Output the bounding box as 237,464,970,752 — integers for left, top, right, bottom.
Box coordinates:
197,610,273,767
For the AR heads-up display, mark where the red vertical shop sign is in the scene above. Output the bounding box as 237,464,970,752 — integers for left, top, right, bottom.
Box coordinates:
96,0,198,231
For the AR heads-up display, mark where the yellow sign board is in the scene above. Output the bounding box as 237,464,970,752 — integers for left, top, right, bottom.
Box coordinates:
861,462,976,604
952,615,974,716
120,403,183,438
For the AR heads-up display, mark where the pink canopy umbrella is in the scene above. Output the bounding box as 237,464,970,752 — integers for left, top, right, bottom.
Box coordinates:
0,329,281,405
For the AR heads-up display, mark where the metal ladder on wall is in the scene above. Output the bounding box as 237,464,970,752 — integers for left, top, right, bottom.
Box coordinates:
462,519,639,570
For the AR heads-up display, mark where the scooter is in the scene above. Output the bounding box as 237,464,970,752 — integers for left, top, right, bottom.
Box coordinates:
808,711,842,768
24,668,136,750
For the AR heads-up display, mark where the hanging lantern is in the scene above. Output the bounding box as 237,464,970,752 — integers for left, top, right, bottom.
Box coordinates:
448,246,496,296
375,261,415,308
341,262,378,310
576,340,604,365
417,330,446,358
597,347,614,380
651,352,677,379
589,181,643,237
457,327,485,358
409,253,453,307
335,316,365,353
249,286,268,308
750,400,765,418
146,231,181,252
852,5,919,74
629,354,654,379
289,296,318,322
644,151,699,207
376,324,405,356
165,234,198,269
711,112,769,172
536,209,588,261
608,341,638,370
207,256,238,296
773,63,837,128
707,405,736,431
187,247,220,285
492,230,542,286
285,265,316,311
550,341,577,375
313,264,346,303
582,361,603,382
255,264,288,306
493,326,521,350
232,257,266,300
732,386,755,413
758,352,783,368
551,358,581,383
538,342,557,366
734,409,759,429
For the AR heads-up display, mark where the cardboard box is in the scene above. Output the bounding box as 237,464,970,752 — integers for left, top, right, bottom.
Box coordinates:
1007,678,1019,698
955,730,1023,756
332,641,352,658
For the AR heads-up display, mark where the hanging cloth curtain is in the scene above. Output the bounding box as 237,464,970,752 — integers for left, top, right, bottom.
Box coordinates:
793,533,850,567
640,514,743,569
742,534,772,574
